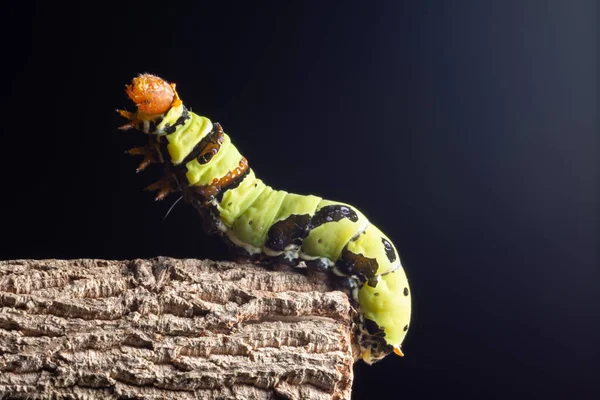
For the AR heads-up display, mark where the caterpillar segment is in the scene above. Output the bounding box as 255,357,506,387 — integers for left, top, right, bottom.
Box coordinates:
118,73,411,364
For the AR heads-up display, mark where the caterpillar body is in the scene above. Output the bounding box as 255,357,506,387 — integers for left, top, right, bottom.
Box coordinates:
118,74,411,364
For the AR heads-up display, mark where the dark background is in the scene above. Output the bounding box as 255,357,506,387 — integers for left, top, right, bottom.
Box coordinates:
2,1,598,398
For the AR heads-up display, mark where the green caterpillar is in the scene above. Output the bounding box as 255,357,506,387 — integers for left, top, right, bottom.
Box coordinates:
118,74,411,364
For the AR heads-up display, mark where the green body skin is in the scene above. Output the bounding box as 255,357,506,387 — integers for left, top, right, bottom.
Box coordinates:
137,101,411,364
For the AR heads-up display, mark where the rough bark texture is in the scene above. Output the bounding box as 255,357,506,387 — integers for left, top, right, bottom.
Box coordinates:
0,258,356,400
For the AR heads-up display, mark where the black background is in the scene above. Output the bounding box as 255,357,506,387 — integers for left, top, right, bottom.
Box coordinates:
2,1,598,399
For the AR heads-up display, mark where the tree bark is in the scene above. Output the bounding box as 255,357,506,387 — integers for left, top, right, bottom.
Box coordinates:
0,258,356,400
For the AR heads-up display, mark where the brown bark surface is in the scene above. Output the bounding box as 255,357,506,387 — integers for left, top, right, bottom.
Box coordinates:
0,258,356,399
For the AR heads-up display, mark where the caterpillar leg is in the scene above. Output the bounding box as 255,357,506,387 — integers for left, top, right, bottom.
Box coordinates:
146,177,176,201
117,109,135,120
305,259,332,274
116,109,138,130
127,144,164,172
333,275,359,300
232,255,254,264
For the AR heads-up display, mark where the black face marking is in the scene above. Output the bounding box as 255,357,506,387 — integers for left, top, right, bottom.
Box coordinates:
162,107,189,134
336,248,379,281
404,287,409,296
265,214,311,252
381,238,396,263
310,205,359,229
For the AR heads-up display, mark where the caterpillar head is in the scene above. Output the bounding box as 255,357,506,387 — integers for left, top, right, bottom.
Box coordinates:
126,73,177,115
118,74,183,133
118,73,187,199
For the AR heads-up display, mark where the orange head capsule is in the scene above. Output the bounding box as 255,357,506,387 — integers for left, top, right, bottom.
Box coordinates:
125,73,176,115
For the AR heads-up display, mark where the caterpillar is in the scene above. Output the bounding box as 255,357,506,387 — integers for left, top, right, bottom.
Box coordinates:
117,74,411,364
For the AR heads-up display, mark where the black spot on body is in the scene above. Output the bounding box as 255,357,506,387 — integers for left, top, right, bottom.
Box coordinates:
162,107,189,134
265,214,311,252
147,116,165,133
357,321,394,362
367,276,379,288
404,287,409,296
364,318,386,338
310,205,359,229
403,325,409,331
336,248,379,281
381,238,396,263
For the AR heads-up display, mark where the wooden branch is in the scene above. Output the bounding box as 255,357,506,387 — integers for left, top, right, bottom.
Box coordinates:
0,258,356,400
